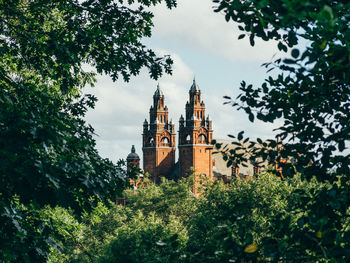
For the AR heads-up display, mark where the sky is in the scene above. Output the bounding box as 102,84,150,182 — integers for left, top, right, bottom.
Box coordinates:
84,0,283,163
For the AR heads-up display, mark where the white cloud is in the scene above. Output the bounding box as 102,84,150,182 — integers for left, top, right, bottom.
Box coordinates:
84,1,283,162
85,52,194,161
150,0,279,63
85,52,279,162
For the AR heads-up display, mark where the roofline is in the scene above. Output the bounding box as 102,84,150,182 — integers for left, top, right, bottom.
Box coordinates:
142,146,176,149
178,144,213,147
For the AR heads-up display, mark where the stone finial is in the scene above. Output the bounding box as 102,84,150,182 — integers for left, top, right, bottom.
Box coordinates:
154,83,164,97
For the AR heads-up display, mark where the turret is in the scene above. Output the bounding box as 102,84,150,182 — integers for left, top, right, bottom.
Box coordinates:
190,78,200,93
206,115,212,129
143,84,176,183
179,115,184,128
143,119,148,132
127,145,140,171
153,83,164,109
178,78,213,180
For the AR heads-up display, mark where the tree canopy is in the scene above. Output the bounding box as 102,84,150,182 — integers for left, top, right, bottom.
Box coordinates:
0,0,176,261
39,175,350,262
213,0,350,180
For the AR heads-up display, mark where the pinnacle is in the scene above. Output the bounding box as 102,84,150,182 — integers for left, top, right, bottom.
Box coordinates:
154,83,164,97
190,77,200,93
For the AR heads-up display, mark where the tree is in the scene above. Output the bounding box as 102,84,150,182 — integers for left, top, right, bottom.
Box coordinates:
212,1,350,260
43,175,350,262
45,177,194,262
212,0,349,180
0,0,177,261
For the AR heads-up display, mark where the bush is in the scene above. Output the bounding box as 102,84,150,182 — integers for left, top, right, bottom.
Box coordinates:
44,175,350,262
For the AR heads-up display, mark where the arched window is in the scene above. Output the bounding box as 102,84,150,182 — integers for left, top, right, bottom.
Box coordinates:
161,137,169,145
148,137,154,146
185,134,191,144
198,134,206,144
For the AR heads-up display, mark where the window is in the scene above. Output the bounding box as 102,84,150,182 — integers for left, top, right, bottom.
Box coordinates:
198,134,206,143
148,137,154,146
185,134,191,144
161,137,169,146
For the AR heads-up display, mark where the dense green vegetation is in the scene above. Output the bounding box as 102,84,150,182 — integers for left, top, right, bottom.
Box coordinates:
0,0,176,261
34,175,349,262
213,0,349,179
211,1,350,261
1,0,348,262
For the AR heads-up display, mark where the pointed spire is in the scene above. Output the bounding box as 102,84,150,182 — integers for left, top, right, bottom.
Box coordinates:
190,77,200,93
154,83,164,97
179,114,184,121
143,118,148,125
131,145,136,153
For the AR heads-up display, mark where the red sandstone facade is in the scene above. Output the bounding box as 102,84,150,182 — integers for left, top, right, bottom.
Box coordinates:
178,79,213,178
142,80,213,182
142,84,176,183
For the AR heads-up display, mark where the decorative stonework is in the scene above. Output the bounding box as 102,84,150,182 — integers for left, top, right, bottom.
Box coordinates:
178,79,213,179
142,84,176,183
141,80,214,183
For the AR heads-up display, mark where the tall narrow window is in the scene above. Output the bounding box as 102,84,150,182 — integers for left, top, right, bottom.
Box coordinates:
198,134,206,144
161,137,169,146
148,137,154,146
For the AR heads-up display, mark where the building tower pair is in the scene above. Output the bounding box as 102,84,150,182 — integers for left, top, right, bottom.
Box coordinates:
142,80,213,182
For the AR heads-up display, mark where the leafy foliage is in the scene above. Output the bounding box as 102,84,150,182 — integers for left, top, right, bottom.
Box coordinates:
211,2,350,260
45,177,194,262
213,0,350,180
187,175,350,262
125,177,197,223
99,212,188,263
43,175,350,262
0,0,177,261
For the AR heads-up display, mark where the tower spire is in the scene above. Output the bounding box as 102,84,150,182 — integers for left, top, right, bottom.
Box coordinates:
143,84,175,183
190,77,200,93
179,78,213,180
154,83,164,97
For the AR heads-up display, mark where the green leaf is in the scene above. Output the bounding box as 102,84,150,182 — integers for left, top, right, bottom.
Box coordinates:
278,42,287,52
249,35,255,46
291,49,299,58
238,131,244,141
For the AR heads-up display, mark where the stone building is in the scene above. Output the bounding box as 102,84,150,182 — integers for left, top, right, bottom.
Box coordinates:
141,80,213,182
127,81,274,184
178,79,213,179
126,145,140,171
142,84,176,183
